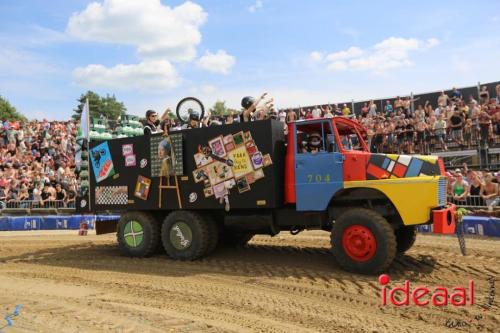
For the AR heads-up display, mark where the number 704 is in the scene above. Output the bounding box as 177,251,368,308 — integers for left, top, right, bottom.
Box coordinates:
307,174,331,183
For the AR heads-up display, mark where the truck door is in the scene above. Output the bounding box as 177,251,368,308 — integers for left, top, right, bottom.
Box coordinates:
294,120,344,211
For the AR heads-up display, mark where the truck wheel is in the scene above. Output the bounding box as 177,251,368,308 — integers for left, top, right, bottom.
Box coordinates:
331,208,396,274
161,211,215,260
395,225,417,254
117,211,160,257
219,230,254,247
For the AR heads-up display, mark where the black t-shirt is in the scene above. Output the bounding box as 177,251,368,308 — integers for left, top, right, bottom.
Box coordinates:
450,115,462,128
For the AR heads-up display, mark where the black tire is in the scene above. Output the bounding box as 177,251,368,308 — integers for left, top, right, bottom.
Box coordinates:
117,211,160,257
331,208,396,274
395,225,417,253
218,230,254,247
161,211,215,260
176,97,205,124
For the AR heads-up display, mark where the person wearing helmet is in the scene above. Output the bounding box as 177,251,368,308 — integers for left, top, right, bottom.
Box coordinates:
182,112,201,129
307,132,323,154
144,110,161,135
240,92,268,122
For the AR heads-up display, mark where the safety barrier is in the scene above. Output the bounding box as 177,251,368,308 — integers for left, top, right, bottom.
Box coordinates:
448,195,498,209
417,216,500,237
0,200,74,209
0,215,120,231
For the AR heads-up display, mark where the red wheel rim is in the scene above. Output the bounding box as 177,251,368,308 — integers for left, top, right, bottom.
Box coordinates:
341,225,377,262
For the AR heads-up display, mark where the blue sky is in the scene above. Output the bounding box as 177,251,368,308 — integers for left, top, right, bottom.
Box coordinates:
0,0,499,120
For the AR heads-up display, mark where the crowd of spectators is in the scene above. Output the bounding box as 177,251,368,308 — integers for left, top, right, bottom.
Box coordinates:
0,120,78,209
448,165,499,207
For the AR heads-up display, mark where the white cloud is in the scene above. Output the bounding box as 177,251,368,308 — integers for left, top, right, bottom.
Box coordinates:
196,50,236,74
309,51,324,62
66,0,207,62
248,0,263,13
315,37,439,73
325,46,364,62
72,60,179,91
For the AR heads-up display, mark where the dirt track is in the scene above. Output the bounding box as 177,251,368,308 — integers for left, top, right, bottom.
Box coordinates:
0,231,498,333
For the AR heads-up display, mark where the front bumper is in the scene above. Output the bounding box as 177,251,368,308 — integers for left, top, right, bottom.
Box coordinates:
432,204,456,234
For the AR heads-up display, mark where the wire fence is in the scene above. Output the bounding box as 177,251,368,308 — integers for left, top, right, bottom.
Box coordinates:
0,200,75,210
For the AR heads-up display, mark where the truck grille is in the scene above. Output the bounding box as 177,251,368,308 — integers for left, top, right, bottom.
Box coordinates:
438,177,447,207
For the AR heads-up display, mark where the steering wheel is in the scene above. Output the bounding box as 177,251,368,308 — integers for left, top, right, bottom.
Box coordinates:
176,97,205,124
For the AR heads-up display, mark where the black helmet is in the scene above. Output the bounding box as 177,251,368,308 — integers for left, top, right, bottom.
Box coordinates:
189,112,200,121
241,96,255,109
308,132,322,148
145,109,157,118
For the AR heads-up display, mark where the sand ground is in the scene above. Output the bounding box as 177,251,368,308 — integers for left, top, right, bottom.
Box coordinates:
0,230,498,333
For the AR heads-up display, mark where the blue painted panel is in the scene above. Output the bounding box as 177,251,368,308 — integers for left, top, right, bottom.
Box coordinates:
295,151,343,211
0,217,10,231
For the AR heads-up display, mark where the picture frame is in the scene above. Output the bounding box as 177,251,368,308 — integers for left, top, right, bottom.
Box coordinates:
246,172,255,184
192,167,209,183
194,152,213,168
125,154,136,167
208,136,226,158
232,131,244,146
224,178,236,189
254,168,264,180
243,131,252,142
246,141,257,155
224,142,236,152
203,186,214,197
223,134,234,145
263,153,273,167
205,161,234,185
122,144,134,156
251,151,264,169
236,176,251,193
213,182,228,199
134,175,151,200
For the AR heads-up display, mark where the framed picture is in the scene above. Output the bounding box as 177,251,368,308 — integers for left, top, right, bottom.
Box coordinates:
125,154,136,167
243,131,252,142
232,131,244,146
205,161,234,185
134,175,151,200
224,178,236,189
236,176,251,193
122,144,134,156
246,172,255,184
251,151,264,169
213,182,228,199
263,154,273,167
254,168,264,180
194,152,213,168
209,136,226,158
192,167,209,183
224,142,236,152
246,141,257,155
223,134,234,145
203,187,214,197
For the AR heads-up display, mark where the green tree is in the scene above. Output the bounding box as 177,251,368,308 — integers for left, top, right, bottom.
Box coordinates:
0,95,27,121
73,91,126,121
210,100,229,116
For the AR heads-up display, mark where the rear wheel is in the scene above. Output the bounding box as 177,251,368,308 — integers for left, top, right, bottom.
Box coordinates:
331,208,396,274
161,211,217,260
395,225,417,253
117,211,160,257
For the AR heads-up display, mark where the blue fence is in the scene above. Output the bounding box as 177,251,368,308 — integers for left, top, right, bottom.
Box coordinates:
0,215,120,231
417,216,500,237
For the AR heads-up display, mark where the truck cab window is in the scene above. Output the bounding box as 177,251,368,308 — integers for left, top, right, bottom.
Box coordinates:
335,123,366,152
296,121,337,154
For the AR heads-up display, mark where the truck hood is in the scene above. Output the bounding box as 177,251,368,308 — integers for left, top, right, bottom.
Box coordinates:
364,153,444,180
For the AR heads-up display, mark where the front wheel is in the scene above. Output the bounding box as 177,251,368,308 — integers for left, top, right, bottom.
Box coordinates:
117,211,160,257
331,208,396,274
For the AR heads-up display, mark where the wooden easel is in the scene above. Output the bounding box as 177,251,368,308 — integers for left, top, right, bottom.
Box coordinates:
158,135,182,209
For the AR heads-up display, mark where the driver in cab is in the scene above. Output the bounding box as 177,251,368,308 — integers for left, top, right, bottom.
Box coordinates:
301,132,323,154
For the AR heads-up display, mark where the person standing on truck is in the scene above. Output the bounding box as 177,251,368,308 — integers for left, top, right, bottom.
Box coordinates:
143,110,161,135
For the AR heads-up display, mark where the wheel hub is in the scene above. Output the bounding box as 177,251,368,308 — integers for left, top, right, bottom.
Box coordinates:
170,222,193,250
342,225,377,262
124,221,144,248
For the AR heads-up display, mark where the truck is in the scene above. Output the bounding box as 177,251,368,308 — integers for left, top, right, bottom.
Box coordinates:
77,114,456,274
